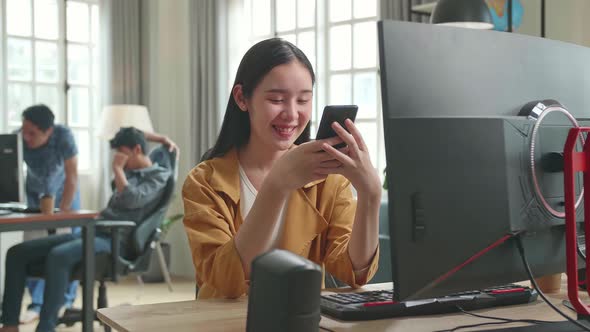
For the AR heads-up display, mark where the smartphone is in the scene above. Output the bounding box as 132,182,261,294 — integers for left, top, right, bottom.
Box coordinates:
315,105,358,144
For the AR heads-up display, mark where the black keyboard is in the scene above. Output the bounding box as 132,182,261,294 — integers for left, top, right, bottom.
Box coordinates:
320,284,538,321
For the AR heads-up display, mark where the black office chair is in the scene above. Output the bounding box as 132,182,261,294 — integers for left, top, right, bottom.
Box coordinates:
27,145,178,331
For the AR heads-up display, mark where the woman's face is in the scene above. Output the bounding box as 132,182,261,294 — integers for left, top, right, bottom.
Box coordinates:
244,60,313,152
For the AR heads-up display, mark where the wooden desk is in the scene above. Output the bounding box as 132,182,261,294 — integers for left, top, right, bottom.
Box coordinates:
0,211,98,332
97,281,583,332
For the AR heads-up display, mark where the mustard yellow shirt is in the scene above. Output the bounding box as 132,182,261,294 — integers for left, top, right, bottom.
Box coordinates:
182,149,379,299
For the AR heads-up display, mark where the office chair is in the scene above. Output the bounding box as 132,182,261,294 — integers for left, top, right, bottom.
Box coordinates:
27,145,178,331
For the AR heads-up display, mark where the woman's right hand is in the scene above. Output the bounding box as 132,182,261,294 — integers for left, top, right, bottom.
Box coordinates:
265,136,346,193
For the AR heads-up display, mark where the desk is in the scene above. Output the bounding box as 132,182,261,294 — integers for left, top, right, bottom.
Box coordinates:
97,281,582,332
0,211,98,332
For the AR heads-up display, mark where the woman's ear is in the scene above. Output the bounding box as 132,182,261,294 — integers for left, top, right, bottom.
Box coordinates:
232,84,248,112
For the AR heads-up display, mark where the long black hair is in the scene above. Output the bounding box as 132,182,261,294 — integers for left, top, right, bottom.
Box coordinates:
204,38,315,161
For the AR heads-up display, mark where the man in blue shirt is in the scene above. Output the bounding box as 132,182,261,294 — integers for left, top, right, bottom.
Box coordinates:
0,127,173,332
21,105,80,212
19,105,80,323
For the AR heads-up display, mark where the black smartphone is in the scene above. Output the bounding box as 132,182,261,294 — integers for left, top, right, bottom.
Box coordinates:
315,105,358,146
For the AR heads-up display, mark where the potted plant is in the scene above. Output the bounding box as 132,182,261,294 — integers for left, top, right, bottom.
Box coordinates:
161,213,184,239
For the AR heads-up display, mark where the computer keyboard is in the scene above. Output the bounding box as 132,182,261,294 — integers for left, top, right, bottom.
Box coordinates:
0,205,54,214
0,203,28,212
3,206,42,213
0,208,12,216
320,284,538,321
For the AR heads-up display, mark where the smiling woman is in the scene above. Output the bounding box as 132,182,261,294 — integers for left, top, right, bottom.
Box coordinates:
182,38,382,299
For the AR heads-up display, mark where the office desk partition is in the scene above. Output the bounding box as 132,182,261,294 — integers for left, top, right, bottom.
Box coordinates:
97,281,579,332
0,211,98,332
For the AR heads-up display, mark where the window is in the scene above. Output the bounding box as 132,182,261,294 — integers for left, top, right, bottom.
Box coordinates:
242,0,385,177
1,0,100,172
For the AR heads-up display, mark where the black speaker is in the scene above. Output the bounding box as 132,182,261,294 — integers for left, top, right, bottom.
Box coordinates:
246,249,322,332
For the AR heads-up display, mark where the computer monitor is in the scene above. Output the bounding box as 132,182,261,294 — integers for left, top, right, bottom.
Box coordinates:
0,133,25,204
378,20,590,302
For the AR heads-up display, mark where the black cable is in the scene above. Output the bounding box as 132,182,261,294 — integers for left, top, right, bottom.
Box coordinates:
516,234,590,332
434,320,539,332
455,305,552,324
433,305,553,332
319,325,336,332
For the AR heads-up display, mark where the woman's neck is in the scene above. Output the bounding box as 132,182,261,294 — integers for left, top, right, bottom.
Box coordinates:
238,142,288,190
238,142,286,171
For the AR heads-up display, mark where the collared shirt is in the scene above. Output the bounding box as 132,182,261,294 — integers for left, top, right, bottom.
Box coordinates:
182,148,379,299
21,125,80,209
100,163,171,223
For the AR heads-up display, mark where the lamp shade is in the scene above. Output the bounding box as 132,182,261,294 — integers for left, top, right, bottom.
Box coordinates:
430,0,494,30
98,104,154,140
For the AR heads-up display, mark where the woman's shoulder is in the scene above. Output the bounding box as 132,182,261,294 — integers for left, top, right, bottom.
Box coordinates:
183,151,239,191
184,160,216,187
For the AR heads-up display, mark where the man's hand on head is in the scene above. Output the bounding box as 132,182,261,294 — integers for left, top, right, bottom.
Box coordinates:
162,136,179,155
112,152,129,171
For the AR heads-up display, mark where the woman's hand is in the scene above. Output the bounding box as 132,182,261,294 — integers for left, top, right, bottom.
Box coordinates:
265,136,345,193
317,119,381,198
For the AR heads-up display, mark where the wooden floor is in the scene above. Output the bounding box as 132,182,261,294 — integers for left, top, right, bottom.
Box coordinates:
19,276,196,332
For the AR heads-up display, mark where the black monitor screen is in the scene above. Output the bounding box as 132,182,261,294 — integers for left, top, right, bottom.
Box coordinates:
0,134,24,204
378,20,590,301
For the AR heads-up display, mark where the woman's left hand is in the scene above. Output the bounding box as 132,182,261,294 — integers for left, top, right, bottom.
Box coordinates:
317,119,382,197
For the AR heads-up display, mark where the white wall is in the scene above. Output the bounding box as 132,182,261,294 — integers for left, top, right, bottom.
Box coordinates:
141,0,195,279
518,0,590,47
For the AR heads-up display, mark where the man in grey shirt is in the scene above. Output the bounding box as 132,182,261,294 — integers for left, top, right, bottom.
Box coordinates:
100,127,172,239
0,127,172,332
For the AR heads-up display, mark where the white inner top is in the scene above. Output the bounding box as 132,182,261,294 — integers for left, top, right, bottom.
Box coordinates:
239,165,288,247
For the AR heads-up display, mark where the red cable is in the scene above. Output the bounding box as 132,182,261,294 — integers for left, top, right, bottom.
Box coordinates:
433,233,515,286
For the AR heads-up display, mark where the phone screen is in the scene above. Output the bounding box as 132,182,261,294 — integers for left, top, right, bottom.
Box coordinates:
315,105,358,140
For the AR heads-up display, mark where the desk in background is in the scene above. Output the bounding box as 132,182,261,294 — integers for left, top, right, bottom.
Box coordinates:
0,211,98,332
97,281,579,332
